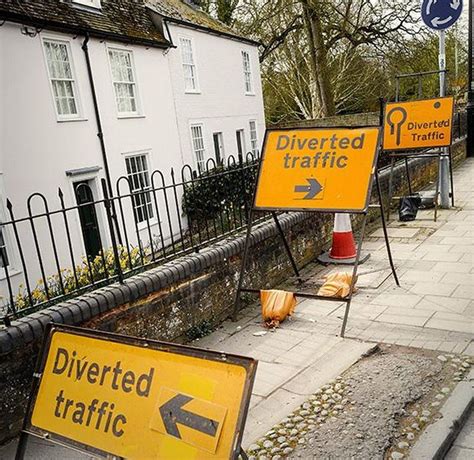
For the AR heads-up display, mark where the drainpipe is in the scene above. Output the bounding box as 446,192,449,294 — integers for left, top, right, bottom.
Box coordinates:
81,34,122,243
81,34,113,197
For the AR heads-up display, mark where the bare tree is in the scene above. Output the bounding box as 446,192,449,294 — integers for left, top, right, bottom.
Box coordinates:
207,1,458,121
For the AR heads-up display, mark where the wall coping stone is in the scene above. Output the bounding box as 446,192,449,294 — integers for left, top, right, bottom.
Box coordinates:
0,137,465,356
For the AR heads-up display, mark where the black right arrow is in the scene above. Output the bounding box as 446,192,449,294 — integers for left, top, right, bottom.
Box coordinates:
294,178,322,199
159,394,219,439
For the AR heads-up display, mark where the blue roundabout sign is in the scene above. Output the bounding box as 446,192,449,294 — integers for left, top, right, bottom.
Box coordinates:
421,0,463,30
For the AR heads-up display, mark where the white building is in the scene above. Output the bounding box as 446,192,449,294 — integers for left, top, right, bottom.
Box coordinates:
0,0,265,313
148,0,265,171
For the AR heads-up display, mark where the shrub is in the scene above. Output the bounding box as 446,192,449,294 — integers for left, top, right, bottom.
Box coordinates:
181,161,258,227
14,246,142,310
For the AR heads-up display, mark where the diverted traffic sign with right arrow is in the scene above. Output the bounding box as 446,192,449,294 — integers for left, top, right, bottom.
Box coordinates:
22,325,257,459
255,127,381,212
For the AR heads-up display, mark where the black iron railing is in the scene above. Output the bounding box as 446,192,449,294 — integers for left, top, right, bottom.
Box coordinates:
453,108,467,141
0,153,262,323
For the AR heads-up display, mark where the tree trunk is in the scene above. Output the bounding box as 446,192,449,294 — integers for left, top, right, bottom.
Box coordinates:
300,0,336,117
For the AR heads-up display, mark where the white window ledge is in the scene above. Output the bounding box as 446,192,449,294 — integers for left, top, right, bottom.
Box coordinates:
117,114,146,120
0,267,22,282
57,117,89,123
137,219,159,232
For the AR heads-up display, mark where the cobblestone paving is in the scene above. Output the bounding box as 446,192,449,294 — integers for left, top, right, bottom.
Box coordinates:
244,346,472,460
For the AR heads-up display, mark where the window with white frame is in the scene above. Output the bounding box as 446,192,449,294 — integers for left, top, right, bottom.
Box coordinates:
242,50,253,94
72,0,101,9
43,39,80,119
108,48,140,115
249,120,258,155
0,226,9,268
125,154,154,224
190,125,206,172
180,38,198,92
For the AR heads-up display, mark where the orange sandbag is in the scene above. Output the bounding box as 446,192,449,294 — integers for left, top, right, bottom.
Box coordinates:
317,272,357,298
260,289,296,328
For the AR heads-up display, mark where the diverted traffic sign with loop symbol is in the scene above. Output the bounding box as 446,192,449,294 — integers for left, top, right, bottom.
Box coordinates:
421,0,463,30
383,97,454,151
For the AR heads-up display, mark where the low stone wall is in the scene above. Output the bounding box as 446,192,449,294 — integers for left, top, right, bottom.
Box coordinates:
276,112,380,129
0,137,466,444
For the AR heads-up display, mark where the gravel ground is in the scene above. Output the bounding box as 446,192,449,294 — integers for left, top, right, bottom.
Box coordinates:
246,344,472,460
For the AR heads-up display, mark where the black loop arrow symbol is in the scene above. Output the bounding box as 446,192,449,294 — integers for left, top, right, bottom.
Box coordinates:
159,394,219,439
386,107,407,146
294,178,322,199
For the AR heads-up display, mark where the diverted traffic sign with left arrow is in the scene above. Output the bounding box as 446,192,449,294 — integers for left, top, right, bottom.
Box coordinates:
151,388,228,453
255,127,381,212
22,324,257,459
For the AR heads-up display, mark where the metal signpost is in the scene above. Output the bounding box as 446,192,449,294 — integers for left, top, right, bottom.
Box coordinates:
16,324,257,460
468,0,474,157
232,126,399,337
421,0,464,208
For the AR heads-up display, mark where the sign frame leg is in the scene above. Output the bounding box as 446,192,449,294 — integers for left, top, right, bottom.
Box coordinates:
448,146,455,207
15,323,55,460
374,170,400,287
339,212,369,338
232,209,255,321
386,157,396,221
404,157,413,195
271,212,302,283
239,446,249,459
435,152,441,222
14,430,29,460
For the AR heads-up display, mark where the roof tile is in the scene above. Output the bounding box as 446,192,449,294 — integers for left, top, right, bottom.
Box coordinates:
0,0,169,46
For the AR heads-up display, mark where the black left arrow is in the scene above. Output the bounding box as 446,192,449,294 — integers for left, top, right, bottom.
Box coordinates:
159,394,219,439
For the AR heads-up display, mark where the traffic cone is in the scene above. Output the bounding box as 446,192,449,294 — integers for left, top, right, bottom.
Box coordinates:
329,213,356,259
318,213,370,265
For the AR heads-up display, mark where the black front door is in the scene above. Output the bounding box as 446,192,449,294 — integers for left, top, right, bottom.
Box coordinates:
213,132,224,164
74,181,101,260
236,130,244,156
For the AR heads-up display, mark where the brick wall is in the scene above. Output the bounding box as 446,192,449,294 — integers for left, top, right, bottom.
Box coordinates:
0,137,466,444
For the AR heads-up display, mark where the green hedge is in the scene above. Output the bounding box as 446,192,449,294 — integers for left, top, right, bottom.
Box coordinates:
182,162,258,227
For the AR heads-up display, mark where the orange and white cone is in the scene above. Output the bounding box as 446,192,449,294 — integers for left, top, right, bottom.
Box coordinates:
329,213,357,260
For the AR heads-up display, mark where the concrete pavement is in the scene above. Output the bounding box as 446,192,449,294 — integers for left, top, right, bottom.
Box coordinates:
446,409,474,459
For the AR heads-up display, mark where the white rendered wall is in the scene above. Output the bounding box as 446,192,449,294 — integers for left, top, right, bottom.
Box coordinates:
167,23,266,169
0,23,183,304
0,21,266,311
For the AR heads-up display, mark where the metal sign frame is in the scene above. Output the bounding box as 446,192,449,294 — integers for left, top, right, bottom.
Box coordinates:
232,126,399,338
253,126,382,214
15,323,257,460
381,95,456,221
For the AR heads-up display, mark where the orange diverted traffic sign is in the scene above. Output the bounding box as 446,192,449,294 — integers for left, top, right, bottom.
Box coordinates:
383,96,454,151
24,325,256,459
255,127,381,212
